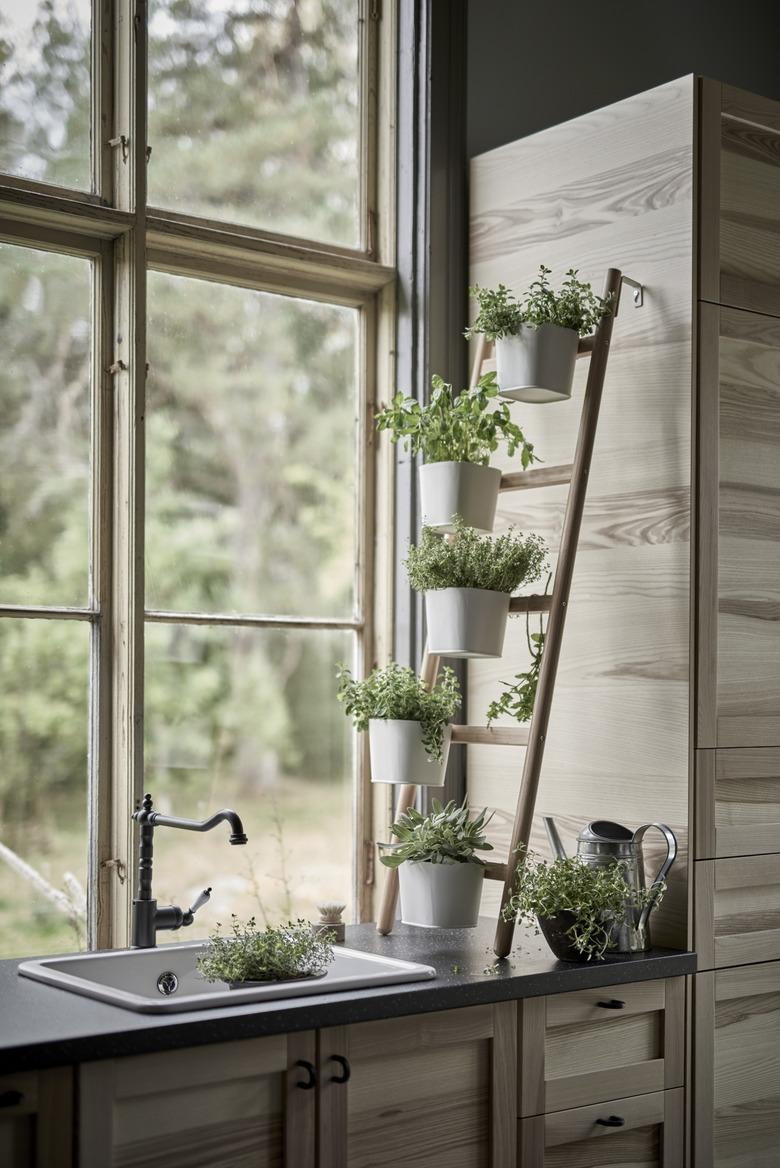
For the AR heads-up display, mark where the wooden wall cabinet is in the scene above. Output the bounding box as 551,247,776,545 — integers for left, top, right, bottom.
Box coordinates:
0,1068,73,1168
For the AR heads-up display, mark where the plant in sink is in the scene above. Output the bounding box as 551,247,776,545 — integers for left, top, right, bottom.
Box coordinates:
381,799,493,929
503,850,665,962
197,916,335,988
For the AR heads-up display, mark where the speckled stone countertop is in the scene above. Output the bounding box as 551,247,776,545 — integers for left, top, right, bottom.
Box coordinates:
0,920,695,1073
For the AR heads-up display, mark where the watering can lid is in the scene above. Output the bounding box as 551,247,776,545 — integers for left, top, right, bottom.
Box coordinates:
578,820,634,843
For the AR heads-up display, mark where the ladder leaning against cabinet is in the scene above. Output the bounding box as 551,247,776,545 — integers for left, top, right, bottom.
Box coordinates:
376,267,644,958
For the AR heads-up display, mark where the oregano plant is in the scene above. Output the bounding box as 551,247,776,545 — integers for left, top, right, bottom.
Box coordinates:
466,266,612,341
375,371,537,469
336,661,460,761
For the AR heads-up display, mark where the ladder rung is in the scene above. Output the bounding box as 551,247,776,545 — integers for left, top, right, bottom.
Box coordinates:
500,464,573,492
484,861,508,881
451,724,530,746
509,594,552,615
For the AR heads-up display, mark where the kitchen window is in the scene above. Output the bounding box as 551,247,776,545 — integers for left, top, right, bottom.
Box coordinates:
0,0,395,955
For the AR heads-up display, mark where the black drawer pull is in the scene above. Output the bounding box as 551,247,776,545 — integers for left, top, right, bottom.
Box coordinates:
0,1090,24,1109
294,1059,317,1090
596,998,626,1010
329,1054,351,1084
596,1115,626,1128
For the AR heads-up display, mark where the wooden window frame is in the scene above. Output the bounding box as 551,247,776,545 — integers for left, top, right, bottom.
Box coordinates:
0,0,397,948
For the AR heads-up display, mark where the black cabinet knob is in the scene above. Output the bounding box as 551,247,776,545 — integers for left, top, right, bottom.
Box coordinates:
329,1054,351,1084
596,1115,626,1127
596,998,626,1010
294,1059,317,1090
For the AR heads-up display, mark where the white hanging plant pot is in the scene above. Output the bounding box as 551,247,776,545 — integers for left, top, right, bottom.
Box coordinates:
399,860,484,928
418,461,502,534
368,719,451,786
425,587,510,658
496,322,579,403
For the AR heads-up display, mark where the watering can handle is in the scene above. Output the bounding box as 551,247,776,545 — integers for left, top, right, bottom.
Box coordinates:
633,822,678,930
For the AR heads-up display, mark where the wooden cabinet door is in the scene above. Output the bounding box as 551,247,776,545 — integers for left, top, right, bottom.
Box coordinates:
695,854,780,968
79,1032,316,1168
0,1068,73,1168
694,964,780,1167
316,1002,517,1168
697,304,780,749
520,1088,683,1168
695,747,780,859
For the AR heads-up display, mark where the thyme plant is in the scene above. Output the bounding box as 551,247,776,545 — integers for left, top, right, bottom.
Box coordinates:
504,852,665,961
197,916,335,984
336,661,460,761
375,372,537,469
405,517,547,595
466,266,612,340
380,799,494,869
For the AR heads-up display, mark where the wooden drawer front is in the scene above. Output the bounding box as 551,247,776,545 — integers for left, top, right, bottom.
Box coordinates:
696,748,780,858
520,1087,684,1168
519,979,684,1116
695,854,780,968
695,963,780,1167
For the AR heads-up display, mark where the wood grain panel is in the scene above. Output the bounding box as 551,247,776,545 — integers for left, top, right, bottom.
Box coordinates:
0,1068,73,1168
720,100,780,316
715,307,780,747
695,853,780,968
710,961,780,1167
520,1089,682,1167
696,747,780,858
469,77,693,949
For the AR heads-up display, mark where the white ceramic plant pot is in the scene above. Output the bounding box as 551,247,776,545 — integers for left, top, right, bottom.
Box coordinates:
368,719,452,786
496,322,579,403
399,860,484,928
418,461,502,533
425,587,510,658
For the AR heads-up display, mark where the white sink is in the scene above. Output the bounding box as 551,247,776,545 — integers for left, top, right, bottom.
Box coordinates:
18,942,436,1014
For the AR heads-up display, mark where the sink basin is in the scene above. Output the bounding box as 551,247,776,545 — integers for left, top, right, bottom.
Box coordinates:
18,941,436,1013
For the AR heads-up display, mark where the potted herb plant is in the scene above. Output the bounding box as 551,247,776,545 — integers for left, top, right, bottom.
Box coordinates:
503,851,665,962
375,371,537,532
465,267,612,403
381,799,493,928
197,917,335,987
336,661,460,786
405,518,547,658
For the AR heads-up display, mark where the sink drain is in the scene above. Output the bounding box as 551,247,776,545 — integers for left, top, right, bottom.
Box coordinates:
156,970,179,996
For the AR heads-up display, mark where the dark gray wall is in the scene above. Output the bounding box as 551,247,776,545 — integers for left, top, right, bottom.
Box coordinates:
467,0,780,157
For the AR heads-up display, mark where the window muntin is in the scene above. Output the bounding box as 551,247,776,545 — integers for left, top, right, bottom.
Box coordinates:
145,273,358,619
0,0,92,191
147,0,360,246
144,622,354,933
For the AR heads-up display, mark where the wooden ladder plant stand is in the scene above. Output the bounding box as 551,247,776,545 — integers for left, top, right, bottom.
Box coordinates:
376,268,633,959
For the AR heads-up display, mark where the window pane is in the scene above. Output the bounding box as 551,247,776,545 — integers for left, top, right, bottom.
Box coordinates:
146,273,357,618
0,243,92,606
147,0,360,246
0,0,91,189
0,619,89,957
144,623,354,935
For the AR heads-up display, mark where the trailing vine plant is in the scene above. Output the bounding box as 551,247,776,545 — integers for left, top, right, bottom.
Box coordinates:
486,574,551,725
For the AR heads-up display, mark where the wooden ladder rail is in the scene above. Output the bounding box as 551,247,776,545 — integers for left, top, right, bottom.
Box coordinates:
493,265,623,958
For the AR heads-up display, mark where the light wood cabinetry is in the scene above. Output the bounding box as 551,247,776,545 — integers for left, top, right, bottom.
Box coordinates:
316,1001,517,1168
79,1032,315,1168
519,979,685,1116
695,853,780,968
0,1068,73,1168
694,963,780,1167
520,1089,684,1168
695,747,780,859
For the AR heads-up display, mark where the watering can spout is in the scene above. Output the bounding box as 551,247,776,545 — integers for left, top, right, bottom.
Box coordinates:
543,816,568,861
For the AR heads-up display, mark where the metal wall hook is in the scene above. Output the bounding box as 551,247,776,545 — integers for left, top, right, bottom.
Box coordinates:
618,274,644,311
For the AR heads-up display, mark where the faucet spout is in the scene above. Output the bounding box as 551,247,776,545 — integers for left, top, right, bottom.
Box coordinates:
133,795,248,845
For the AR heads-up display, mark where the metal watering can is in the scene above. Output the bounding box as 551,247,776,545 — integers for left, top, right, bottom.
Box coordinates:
543,816,678,952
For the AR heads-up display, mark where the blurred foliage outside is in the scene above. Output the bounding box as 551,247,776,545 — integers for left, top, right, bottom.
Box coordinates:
0,0,362,957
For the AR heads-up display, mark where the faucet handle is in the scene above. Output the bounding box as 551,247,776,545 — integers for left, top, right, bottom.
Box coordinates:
189,887,212,916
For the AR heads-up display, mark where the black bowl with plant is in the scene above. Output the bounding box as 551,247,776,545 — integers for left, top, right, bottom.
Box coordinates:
503,851,664,962
197,916,335,987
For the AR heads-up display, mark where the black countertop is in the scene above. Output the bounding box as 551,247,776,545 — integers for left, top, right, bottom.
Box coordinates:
0,921,695,1074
